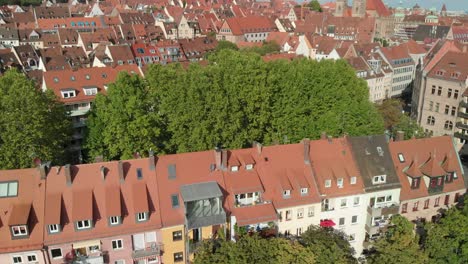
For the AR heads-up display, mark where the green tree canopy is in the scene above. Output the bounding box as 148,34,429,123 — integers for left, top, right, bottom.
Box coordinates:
367,215,428,264
0,70,72,169
146,49,383,153
392,114,425,139
215,40,239,52
424,199,468,264
85,72,168,161
377,98,425,139
308,0,322,12
194,234,315,264
300,225,357,264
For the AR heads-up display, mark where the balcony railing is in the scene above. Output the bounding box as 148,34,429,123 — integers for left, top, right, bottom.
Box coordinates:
459,100,468,108
72,251,107,264
132,243,163,259
454,132,468,141
457,111,468,119
367,204,400,217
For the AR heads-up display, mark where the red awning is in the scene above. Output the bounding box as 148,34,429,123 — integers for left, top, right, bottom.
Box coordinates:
320,219,336,227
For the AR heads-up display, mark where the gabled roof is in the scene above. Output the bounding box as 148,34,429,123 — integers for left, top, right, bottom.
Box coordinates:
419,154,447,177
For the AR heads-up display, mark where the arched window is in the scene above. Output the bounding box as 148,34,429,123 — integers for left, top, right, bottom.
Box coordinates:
444,120,453,130
427,116,435,125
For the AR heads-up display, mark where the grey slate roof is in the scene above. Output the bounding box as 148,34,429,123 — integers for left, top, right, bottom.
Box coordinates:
413,25,450,42
348,135,401,192
180,181,223,202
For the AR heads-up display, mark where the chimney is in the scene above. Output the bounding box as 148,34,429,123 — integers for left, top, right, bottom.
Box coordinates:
320,132,327,140
396,131,405,141
302,138,311,165
64,164,72,186
118,161,124,183
214,147,222,170
149,150,155,171
221,149,228,170
100,165,106,180
38,161,51,180
252,141,262,155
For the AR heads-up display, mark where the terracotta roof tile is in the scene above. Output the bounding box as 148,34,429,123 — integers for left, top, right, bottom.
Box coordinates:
132,182,149,213
72,189,93,221
105,185,121,217
8,203,31,226
44,193,61,225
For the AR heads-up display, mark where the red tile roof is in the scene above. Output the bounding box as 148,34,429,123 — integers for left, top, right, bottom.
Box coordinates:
8,203,31,226
232,203,277,226
72,189,93,221
389,136,466,201
44,193,62,225
225,16,275,35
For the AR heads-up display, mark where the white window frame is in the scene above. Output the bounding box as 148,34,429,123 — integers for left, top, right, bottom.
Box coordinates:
11,225,28,236
12,255,23,264
350,176,357,185
351,215,358,224
300,187,308,195
340,198,347,208
283,190,291,197
398,153,405,162
337,178,344,188
231,166,239,172
112,239,123,250
61,90,76,99
114,260,125,264
0,181,18,197
373,174,386,184
110,216,120,225
137,212,147,222
308,207,314,217
83,87,98,96
297,208,304,218
339,217,345,226
26,254,38,263
148,257,158,264
353,196,360,206
76,219,91,230
48,224,59,233
50,248,62,259
324,179,331,188
245,164,253,170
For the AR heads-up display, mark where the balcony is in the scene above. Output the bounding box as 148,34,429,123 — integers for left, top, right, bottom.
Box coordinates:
457,111,468,119
365,219,390,236
459,100,468,108
72,252,107,264
454,132,468,141
367,204,400,217
132,243,163,259
70,108,90,117
73,120,86,128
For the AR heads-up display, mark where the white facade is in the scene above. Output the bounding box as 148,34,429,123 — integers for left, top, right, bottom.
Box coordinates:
277,203,321,236
319,194,367,256
363,188,401,240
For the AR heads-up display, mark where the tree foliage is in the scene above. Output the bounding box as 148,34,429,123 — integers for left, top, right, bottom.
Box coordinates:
0,70,72,169
84,73,167,161
194,234,315,264
241,41,281,56
215,40,239,52
143,49,383,153
377,99,424,139
367,215,428,264
424,198,468,264
300,225,357,264
308,0,322,12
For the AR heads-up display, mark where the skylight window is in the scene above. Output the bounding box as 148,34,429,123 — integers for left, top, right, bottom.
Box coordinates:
398,153,405,163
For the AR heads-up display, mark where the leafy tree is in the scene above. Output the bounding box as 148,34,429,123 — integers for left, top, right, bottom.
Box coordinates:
308,0,322,12
300,225,357,264
194,234,315,264
367,215,428,264
424,198,468,264
241,41,281,56
85,72,168,161
377,99,403,129
215,40,239,52
0,70,72,169
392,114,425,140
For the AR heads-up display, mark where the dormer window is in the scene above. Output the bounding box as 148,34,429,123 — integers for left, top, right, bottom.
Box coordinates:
376,147,384,156
300,188,308,195
61,90,76,99
11,225,28,237
325,179,331,188
76,220,91,230
109,216,121,225
231,166,239,172
337,178,344,188
48,224,60,233
245,164,254,170
137,212,147,222
83,87,97,96
85,74,91,80
411,177,420,189
350,177,357,185
283,190,291,198
372,175,386,184
453,172,458,179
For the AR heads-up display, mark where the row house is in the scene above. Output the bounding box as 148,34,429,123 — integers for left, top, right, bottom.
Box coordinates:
18,29,44,49
179,37,217,62
42,65,142,162
0,134,465,263
92,45,136,67
346,56,387,102
217,16,276,44
389,136,466,222
37,17,104,32
12,44,40,71
412,40,467,147
0,27,19,47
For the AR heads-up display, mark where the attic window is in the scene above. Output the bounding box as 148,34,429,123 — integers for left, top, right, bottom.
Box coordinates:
451,72,460,79
83,87,97,96
0,181,18,197
171,194,179,208
61,90,76,99
137,48,144,54
245,164,253,170
398,153,405,163
376,147,384,156
282,190,291,198
337,178,344,188
325,179,331,188
231,166,239,172
350,177,357,185
53,77,59,83
300,188,308,195
372,175,386,184
168,164,176,179
85,74,91,80
136,168,143,179
102,73,107,78
11,225,28,237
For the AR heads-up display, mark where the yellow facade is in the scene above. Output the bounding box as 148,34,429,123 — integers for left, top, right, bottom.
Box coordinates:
161,225,185,264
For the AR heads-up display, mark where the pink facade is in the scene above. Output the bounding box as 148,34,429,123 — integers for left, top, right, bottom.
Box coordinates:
0,250,47,264
400,191,465,221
